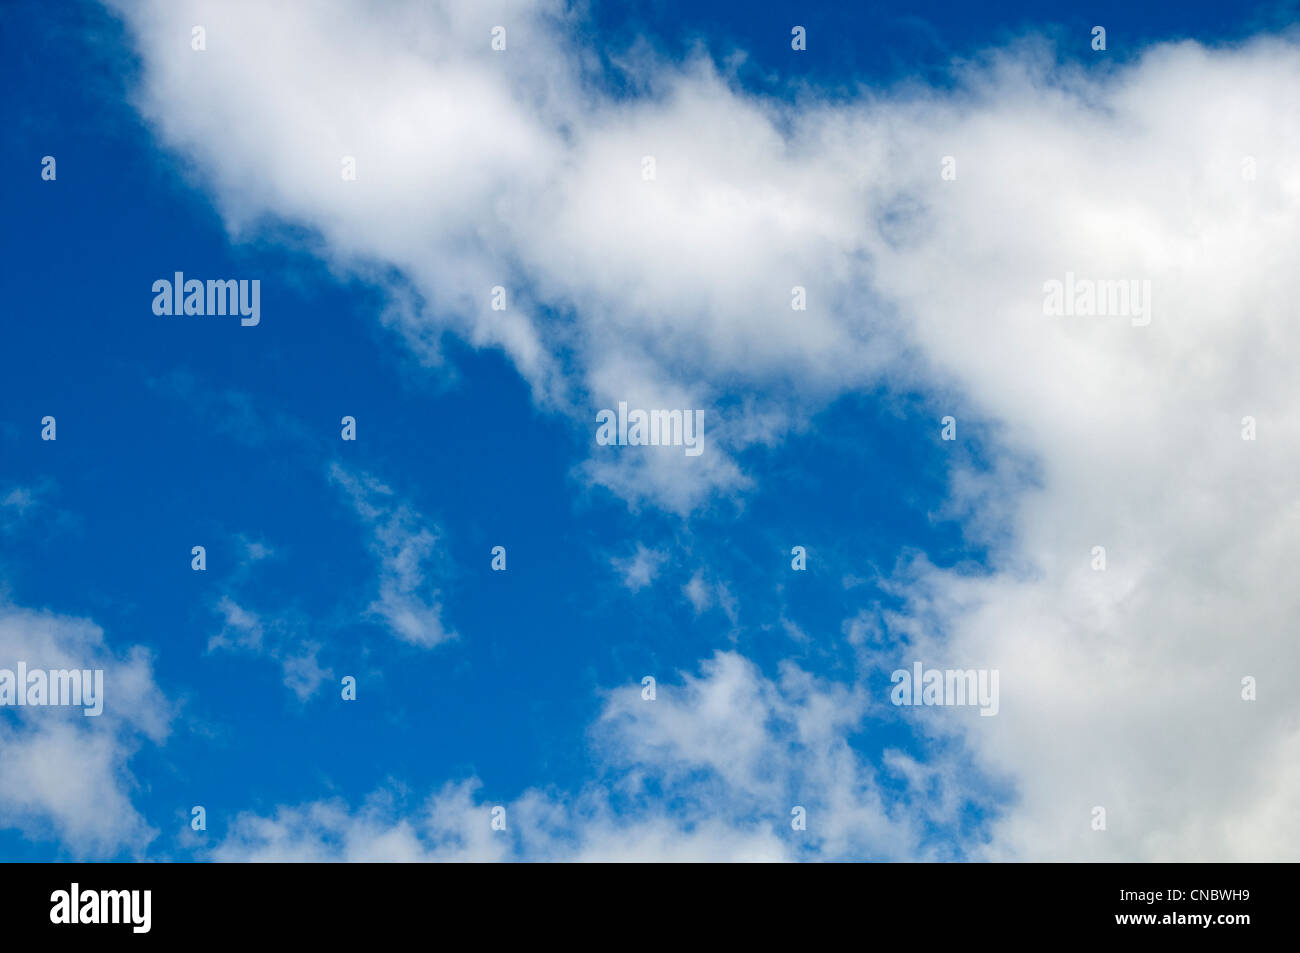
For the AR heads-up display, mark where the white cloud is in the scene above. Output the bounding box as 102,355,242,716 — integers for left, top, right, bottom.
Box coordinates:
611,543,668,591
104,0,895,513
1,486,41,535
107,0,1300,859
207,596,330,702
212,651,962,861
2,487,36,514
0,601,171,857
682,569,738,624
237,536,274,564
330,464,456,648
682,570,712,613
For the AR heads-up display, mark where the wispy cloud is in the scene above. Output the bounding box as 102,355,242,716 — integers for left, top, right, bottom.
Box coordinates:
610,544,668,592
211,651,973,861
207,595,330,702
1,485,45,534
330,464,456,649
682,569,738,625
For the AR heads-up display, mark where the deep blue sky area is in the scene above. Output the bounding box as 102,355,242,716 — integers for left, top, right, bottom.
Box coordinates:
0,0,1289,860
585,0,1300,91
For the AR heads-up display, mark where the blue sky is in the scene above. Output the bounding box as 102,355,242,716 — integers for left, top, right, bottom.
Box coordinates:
2,0,1298,861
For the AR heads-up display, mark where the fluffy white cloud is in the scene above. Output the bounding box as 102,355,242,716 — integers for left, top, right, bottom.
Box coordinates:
839,41,1300,860
0,602,171,857
107,0,1300,859
213,651,962,860
105,0,895,512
